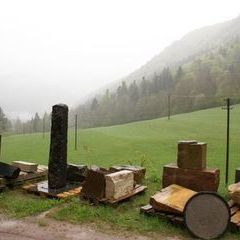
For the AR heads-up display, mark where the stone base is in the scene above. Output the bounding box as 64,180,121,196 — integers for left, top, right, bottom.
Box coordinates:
162,164,220,192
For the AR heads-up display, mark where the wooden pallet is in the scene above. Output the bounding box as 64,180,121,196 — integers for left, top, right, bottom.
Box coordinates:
0,165,47,190
140,204,184,226
228,200,240,232
82,185,147,205
23,180,82,199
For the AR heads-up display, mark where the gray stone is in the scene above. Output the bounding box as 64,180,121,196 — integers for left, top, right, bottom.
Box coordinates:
48,104,68,189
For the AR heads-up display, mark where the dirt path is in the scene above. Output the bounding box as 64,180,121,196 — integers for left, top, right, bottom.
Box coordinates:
0,213,183,240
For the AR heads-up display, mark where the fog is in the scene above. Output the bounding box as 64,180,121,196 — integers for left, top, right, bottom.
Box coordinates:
0,0,240,119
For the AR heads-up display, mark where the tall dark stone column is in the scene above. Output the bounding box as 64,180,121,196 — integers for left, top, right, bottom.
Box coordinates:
48,104,68,189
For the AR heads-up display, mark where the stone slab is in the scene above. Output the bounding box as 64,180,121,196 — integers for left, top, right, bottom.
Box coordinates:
67,164,88,182
177,141,207,170
162,164,220,192
0,162,20,179
105,170,134,200
150,184,196,214
110,165,146,183
12,161,38,173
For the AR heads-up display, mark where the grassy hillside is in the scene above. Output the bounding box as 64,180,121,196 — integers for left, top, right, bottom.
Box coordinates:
0,106,240,239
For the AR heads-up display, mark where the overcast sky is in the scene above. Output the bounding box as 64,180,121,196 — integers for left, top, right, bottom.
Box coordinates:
0,0,240,119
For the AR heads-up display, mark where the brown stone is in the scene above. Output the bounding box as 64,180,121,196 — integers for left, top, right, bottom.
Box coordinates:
150,184,196,214
162,164,220,192
177,141,206,170
235,168,240,183
67,164,88,182
80,169,111,201
0,162,20,179
110,165,146,184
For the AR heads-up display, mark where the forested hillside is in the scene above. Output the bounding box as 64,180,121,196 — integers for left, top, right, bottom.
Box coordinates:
72,39,240,128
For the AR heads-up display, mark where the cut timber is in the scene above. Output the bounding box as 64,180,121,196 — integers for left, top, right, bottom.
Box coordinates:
162,164,220,192
67,164,88,182
12,161,38,173
150,184,196,214
110,165,146,184
228,182,240,205
0,162,20,179
177,141,206,170
105,170,134,200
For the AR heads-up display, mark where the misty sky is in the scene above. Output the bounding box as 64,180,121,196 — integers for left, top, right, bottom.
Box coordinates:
1,0,240,119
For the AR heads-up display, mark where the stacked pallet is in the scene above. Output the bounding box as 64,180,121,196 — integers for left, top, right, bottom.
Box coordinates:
162,140,220,192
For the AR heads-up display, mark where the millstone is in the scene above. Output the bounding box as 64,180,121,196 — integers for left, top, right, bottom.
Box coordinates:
184,192,230,240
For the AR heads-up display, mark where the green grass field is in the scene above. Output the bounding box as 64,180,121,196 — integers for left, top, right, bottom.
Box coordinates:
0,106,240,239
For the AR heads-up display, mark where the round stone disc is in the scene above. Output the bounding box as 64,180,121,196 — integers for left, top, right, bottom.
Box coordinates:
184,192,230,240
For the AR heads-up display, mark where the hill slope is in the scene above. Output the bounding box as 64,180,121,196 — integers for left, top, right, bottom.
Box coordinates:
122,15,240,84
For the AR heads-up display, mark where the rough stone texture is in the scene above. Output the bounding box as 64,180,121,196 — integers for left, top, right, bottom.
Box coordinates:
184,192,230,240
235,168,240,183
105,170,134,200
48,104,68,189
150,184,196,214
67,164,88,182
0,162,20,179
12,161,38,173
229,182,240,205
110,165,146,184
177,141,207,170
162,164,220,192
80,169,111,201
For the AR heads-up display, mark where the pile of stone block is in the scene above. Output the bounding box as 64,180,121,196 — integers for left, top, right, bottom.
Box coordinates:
162,140,220,192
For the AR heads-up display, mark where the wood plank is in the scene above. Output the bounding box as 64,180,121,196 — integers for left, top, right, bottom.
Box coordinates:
150,184,196,214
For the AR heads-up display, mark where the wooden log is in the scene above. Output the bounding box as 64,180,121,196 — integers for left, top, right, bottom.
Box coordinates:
12,161,38,173
67,164,88,182
162,164,220,192
0,162,20,179
177,140,206,170
150,184,196,214
110,165,146,183
105,170,134,200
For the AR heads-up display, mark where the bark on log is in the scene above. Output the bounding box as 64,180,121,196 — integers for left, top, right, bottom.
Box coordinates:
235,168,240,183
